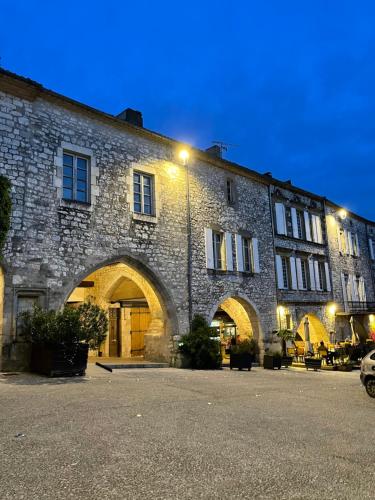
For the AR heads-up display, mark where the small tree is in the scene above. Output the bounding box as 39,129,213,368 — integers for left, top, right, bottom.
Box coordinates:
179,314,221,369
276,329,295,356
78,301,108,350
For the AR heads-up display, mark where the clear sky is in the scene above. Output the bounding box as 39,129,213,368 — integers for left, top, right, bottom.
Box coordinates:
1,0,374,219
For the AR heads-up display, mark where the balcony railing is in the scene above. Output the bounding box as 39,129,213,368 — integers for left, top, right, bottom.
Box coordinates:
347,301,375,313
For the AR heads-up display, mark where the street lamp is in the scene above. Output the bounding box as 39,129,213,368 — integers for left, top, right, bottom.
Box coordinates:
179,149,189,165
338,208,347,220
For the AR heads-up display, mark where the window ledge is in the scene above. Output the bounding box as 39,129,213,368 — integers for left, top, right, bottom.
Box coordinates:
275,234,326,246
132,212,158,224
59,199,92,211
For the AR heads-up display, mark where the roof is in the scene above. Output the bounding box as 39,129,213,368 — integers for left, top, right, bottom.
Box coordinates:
0,67,373,224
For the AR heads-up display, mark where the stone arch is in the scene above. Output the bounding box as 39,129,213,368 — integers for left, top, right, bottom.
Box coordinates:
63,255,179,363
297,313,329,345
208,292,263,344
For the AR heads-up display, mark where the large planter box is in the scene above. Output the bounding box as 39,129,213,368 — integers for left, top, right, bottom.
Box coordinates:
31,343,89,377
305,357,322,371
282,356,293,368
263,354,282,370
230,353,253,371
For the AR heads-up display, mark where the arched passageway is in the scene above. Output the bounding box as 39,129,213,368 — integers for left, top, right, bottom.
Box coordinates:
66,262,169,361
209,295,263,362
296,314,329,349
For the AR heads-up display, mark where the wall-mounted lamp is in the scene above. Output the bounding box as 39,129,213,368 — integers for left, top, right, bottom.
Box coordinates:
338,208,347,220
328,303,337,316
179,149,189,165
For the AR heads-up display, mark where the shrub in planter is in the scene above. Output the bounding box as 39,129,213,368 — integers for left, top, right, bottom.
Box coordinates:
178,315,221,369
230,339,259,371
304,357,322,371
263,351,283,370
20,303,108,377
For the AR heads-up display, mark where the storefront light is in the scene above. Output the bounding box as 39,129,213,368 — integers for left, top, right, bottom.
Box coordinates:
328,303,337,315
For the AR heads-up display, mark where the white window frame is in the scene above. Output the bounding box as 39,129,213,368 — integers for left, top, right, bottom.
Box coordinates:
133,171,154,216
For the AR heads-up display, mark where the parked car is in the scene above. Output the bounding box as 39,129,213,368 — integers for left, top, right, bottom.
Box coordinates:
360,350,375,398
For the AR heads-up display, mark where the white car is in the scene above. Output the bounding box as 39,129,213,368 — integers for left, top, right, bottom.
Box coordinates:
360,350,375,398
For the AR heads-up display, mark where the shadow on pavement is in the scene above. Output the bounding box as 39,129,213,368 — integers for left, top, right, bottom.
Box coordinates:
0,372,89,386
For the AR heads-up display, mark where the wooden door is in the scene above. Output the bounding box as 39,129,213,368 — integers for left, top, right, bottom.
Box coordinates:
108,308,121,357
131,307,150,356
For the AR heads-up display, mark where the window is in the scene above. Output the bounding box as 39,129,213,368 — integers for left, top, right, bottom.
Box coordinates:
296,210,304,239
133,172,153,215
213,231,224,270
63,153,89,203
226,178,235,205
242,237,252,272
281,256,289,289
318,262,326,290
301,260,308,289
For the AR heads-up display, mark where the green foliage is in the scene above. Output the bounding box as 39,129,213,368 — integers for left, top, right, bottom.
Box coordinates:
0,175,11,256
265,350,282,358
231,338,259,356
276,329,295,341
20,302,108,348
179,314,221,369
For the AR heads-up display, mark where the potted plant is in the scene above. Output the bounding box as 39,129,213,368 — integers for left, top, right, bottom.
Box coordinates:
20,302,108,377
178,315,222,369
230,338,259,371
304,355,322,371
276,328,295,367
263,351,283,369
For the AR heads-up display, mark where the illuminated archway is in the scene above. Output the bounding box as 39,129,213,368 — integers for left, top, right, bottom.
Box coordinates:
297,314,329,346
66,262,171,361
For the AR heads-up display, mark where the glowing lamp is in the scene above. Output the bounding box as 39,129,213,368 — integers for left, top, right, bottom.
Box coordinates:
179,149,189,164
328,303,337,316
338,209,347,220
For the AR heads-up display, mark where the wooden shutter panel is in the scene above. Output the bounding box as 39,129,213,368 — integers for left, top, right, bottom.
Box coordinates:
275,255,284,289
205,228,214,269
369,239,375,260
337,226,342,252
235,234,244,272
315,216,323,243
314,261,321,290
275,203,287,235
347,231,354,255
296,258,304,289
344,230,350,255
355,234,360,256
251,238,260,273
290,257,298,290
341,273,348,309
304,212,312,241
225,232,233,271
351,274,359,301
359,277,367,302
308,259,316,290
324,262,331,292
291,208,299,238
311,215,318,243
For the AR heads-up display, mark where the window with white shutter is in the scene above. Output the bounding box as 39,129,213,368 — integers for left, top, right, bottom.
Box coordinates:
251,238,260,273
289,257,298,290
275,203,287,235
324,262,331,292
369,238,375,260
308,259,316,290
275,255,286,289
291,208,299,238
205,228,214,269
225,233,233,271
235,234,244,272
304,212,312,241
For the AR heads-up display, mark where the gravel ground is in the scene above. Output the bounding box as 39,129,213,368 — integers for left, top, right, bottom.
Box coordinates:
0,365,374,500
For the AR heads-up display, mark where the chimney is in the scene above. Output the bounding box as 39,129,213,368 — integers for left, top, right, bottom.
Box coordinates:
205,144,222,158
117,108,143,127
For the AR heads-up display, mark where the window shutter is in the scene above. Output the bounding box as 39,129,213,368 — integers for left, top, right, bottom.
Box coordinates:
275,203,287,235
225,232,233,271
235,234,244,272
369,239,375,260
290,257,298,290
337,226,342,252
341,273,348,309
344,230,350,255
315,216,323,243
355,234,360,256
275,255,284,289
291,208,299,238
347,231,354,256
351,275,359,301
359,277,367,302
205,228,214,269
308,259,316,290
251,238,260,273
311,215,318,243
324,262,331,292
296,258,304,289
314,261,321,290
304,212,312,241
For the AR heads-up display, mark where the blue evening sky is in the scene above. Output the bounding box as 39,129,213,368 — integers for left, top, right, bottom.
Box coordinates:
1,0,374,219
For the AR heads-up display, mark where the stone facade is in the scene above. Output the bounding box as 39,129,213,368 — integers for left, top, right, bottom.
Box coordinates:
0,69,374,370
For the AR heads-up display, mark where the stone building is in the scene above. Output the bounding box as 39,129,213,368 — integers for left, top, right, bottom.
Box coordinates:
0,69,374,370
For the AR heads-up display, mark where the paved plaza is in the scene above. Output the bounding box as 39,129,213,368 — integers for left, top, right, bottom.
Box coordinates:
1,365,374,500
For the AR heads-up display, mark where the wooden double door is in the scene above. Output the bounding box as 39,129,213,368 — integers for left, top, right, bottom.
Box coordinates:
108,307,151,357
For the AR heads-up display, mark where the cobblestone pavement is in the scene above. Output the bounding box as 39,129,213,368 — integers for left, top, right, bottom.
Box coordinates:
0,365,374,500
